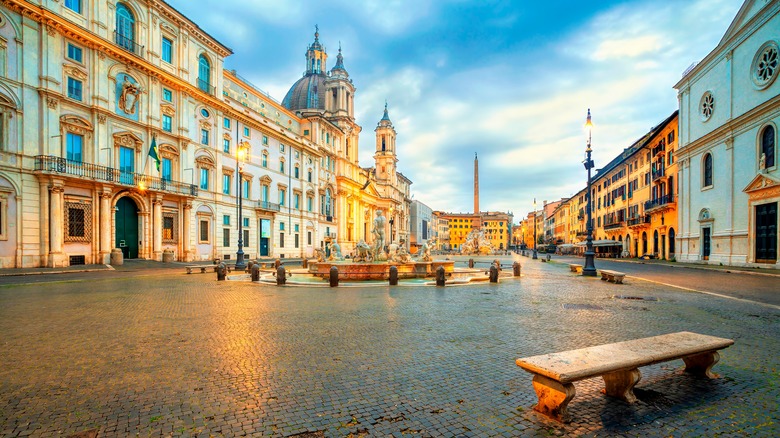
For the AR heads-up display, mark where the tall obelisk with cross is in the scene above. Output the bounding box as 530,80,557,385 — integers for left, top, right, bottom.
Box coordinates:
473,152,480,229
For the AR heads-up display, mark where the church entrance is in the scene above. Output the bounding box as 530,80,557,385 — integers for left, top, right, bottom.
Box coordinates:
755,202,777,263
115,197,139,259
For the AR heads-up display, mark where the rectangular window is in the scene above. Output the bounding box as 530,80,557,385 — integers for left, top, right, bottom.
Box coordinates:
279,232,285,248
65,0,81,13
162,114,172,132
67,77,83,101
223,139,230,154
224,118,230,129
161,37,173,63
162,158,172,181
279,189,286,206
280,144,285,153
66,132,83,162
201,129,209,145
162,215,175,241
243,230,249,248
223,214,230,226
294,194,300,209
307,197,313,212
67,207,85,238
199,220,209,242
163,88,172,102
243,217,249,227
307,231,312,245
294,224,300,232
66,43,83,63
280,161,285,173
200,168,209,190
294,167,299,179
303,129,310,136
262,154,268,168
242,180,249,199
295,234,299,248
262,185,269,201
263,136,268,145
244,126,250,137
280,222,285,231
223,174,231,195
223,228,230,247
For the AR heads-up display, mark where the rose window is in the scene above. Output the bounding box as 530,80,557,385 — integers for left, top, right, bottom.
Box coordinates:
700,92,714,121
752,41,779,89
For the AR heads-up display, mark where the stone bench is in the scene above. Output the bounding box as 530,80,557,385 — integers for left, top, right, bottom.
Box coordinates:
569,264,583,273
515,331,734,422
185,265,217,274
600,269,626,284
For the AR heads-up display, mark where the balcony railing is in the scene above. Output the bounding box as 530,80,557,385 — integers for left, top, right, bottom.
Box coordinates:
256,200,281,212
652,168,666,181
576,230,588,237
34,155,197,196
197,78,216,95
644,194,675,211
627,215,650,227
652,143,665,156
324,232,337,239
113,31,144,57
604,220,625,230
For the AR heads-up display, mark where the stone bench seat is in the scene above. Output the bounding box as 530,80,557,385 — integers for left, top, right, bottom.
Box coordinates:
185,265,217,274
599,269,626,284
569,264,583,273
515,331,734,422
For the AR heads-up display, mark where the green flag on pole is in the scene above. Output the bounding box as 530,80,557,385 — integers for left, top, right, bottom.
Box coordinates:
148,134,160,172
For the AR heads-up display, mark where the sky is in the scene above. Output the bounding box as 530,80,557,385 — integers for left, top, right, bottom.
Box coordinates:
168,0,743,220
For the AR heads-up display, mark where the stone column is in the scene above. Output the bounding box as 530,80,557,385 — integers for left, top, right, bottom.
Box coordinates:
153,197,163,261
99,191,112,264
39,179,50,266
48,184,66,267
182,202,192,262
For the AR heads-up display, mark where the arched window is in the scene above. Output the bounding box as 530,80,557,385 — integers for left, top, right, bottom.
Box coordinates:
198,55,211,93
761,125,775,169
116,3,136,52
703,153,713,188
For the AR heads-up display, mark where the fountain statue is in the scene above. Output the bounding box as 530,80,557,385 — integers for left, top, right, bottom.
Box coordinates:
354,240,373,262
371,209,387,261
389,239,412,263
329,242,343,261
418,238,435,262
460,229,494,255
314,246,326,262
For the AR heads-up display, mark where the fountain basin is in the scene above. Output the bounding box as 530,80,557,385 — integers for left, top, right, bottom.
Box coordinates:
307,260,455,281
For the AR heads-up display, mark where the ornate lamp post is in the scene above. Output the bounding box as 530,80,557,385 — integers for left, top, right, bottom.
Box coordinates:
532,198,538,259
235,141,249,271
522,226,525,250
582,109,597,276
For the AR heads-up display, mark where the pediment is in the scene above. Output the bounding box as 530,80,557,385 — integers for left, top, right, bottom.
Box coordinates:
112,131,143,150
718,0,766,47
743,173,780,193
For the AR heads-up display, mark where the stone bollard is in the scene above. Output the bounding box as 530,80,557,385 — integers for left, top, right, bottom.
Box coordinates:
251,264,260,282
329,266,339,287
468,258,474,268
276,265,286,285
489,264,499,283
275,259,281,269
246,260,254,273
302,258,308,269
513,261,521,277
110,248,123,266
389,266,399,286
436,266,446,287
217,263,227,281
547,254,551,262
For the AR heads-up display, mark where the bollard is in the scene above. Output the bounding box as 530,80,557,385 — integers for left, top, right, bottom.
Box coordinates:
513,261,521,277
251,264,260,282
547,254,551,262
246,260,254,273
468,258,474,268
389,266,399,286
329,266,339,287
276,265,286,285
489,264,499,283
493,259,501,271
302,258,308,269
436,266,446,286
217,263,226,281
275,258,281,269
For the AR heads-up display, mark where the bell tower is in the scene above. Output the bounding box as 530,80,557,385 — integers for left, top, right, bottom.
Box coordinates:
374,102,397,184
305,25,327,74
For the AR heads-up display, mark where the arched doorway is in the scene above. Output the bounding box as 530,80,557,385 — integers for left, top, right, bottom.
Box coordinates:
625,235,632,257
642,232,648,255
115,197,139,258
669,228,676,257
653,230,659,256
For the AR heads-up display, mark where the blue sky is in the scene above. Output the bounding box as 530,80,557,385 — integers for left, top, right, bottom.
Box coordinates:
168,0,743,219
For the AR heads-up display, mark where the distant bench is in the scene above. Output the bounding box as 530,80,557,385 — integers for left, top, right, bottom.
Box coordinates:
515,331,734,422
599,269,626,284
569,264,583,273
185,265,216,274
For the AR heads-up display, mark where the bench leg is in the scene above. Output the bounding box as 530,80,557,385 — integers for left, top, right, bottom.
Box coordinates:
531,374,576,423
683,351,720,378
602,368,641,403
615,276,624,284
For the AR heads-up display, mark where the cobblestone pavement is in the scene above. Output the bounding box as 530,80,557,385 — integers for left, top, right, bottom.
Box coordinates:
1,256,778,437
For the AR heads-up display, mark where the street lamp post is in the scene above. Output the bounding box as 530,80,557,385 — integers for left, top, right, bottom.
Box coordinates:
582,109,597,276
532,198,538,259
235,141,248,271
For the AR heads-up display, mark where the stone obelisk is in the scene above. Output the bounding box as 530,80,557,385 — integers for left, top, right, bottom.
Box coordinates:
474,152,480,229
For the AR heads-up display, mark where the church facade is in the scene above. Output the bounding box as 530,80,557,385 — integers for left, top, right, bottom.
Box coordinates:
0,0,412,267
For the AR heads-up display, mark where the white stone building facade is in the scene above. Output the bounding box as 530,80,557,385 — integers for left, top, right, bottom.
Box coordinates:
674,0,779,266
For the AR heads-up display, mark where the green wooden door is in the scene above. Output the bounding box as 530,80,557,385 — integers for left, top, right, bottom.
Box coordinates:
115,197,139,259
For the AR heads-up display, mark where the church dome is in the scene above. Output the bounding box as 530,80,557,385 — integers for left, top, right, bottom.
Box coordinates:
282,73,326,111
